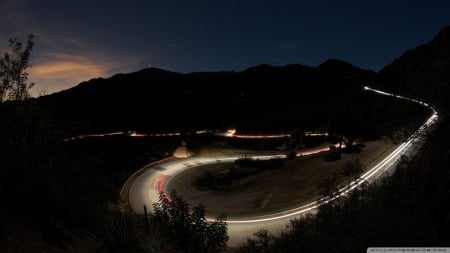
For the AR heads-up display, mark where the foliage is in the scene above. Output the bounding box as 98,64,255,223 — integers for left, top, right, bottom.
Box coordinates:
93,190,228,252
153,190,228,253
0,102,61,246
238,229,273,253
94,212,143,253
0,101,118,251
239,118,450,252
0,34,125,249
0,34,35,103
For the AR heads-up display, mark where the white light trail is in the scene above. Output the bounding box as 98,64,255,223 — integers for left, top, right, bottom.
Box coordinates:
127,85,439,245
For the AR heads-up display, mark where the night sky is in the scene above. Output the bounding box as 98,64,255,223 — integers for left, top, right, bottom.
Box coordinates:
1,0,450,95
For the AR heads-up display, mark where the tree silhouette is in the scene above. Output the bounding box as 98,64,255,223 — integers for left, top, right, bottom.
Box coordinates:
93,212,142,253
0,34,35,103
152,190,228,253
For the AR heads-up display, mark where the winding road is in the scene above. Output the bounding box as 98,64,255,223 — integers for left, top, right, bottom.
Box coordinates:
126,86,439,246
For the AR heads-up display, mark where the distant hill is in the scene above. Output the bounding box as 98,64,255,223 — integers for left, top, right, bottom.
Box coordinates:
376,25,450,110
36,60,380,136
239,26,450,251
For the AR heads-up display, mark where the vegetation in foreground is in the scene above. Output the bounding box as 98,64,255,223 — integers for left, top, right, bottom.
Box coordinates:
1,26,449,252
93,191,228,253
238,117,450,252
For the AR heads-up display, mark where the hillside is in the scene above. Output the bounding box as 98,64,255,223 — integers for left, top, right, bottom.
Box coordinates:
34,59,427,140
376,25,450,110
235,25,450,253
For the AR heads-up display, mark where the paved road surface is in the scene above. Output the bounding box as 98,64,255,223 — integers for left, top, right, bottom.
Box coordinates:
127,86,439,246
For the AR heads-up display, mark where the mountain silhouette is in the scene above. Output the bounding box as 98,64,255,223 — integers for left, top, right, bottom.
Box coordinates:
377,25,450,110
34,24,450,137
35,60,375,135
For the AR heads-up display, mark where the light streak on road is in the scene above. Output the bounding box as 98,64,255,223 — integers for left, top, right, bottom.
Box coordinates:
297,143,339,156
129,131,182,137
214,130,329,139
363,86,437,114
214,129,291,139
153,174,170,200
65,128,298,141
127,85,439,246
64,130,180,141
231,133,291,138
63,131,125,141
306,132,329,137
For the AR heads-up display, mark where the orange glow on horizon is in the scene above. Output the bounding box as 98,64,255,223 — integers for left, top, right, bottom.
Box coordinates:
28,53,111,96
